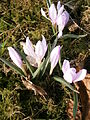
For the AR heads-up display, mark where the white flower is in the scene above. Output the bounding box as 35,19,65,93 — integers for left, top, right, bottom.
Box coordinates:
62,59,87,83
21,36,47,67
41,1,69,37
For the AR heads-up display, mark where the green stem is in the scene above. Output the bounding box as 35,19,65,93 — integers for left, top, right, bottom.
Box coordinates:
59,57,62,70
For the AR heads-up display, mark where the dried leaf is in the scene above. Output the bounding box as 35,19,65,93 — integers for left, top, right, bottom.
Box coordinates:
21,78,47,99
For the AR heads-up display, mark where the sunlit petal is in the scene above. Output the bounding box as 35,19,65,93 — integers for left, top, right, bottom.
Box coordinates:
50,45,61,75
57,1,61,11
63,68,76,83
26,37,36,58
73,69,87,82
49,4,57,25
35,41,44,65
8,47,22,69
58,31,63,38
41,8,49,20
62,59,70,73
42,35,47,56
63,70,73,83
58,5,64,16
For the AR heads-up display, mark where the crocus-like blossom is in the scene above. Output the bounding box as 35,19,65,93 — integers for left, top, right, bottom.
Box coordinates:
50,45,61,75
21,35,47,67
41,1,69,37
62,59,87,83
8,47,23,70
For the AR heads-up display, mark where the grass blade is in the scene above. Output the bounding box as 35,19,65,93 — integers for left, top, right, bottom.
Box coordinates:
61,34,87,39
0,57,25,78
73,92,78,119
32,59,45,79
54,76,79,93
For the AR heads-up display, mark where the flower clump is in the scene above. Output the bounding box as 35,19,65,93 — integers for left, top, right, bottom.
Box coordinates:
41,1,69,37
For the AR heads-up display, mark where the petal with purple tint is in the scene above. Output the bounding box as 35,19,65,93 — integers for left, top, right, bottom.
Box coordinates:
49,4,57,25
73,69,87,82
62,11,69,25
63,70,73,83
35,41,44,66
42,35,47,56
62,59,70,73
57,1,61,11
26,37,36,58
50,45,61,75
57,11,69,31
8,47,23,69
63,68,76,83
58,5,64,17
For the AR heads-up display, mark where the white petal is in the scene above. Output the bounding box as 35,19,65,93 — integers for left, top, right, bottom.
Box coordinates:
62,11,69,25
58,31,63,38
57,11,69,30
41,8,49,20
58,5,64,17
42,35,47,56
63,68,76,83
50,45,60,74
35,41,44,63
63,71,73,83
73,69,87,82
57,1,61,11
49,4,57,25
25,37,36,59
62,59,70,73
8,47,22,69
57,16,64,31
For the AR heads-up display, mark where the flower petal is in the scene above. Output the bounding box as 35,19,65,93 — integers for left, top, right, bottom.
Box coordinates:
26,37,36,58
57,1,61,11
58,31,63,38
49,4,57,25
62,59,70,73
41,8,49,20
73,69,87,82
26,56,38,67
62,11,69,25
50,45,61,75
63,68,76,83
42,35,47,56
57,11,69,30
63,71,73,83
8,47,22,69
58,5,64,17
35,40,44,65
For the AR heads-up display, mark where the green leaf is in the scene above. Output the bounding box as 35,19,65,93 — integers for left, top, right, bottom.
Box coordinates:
19,52,33,76
46,0,51,8
52,37,58,49
41,56,50,77
0,57,25,78
41,43,51,77
61,34,87,39
15,48,34,76
53,76,79,93
32,59,45,79
73,92,78,119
